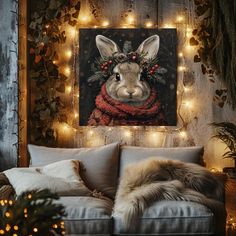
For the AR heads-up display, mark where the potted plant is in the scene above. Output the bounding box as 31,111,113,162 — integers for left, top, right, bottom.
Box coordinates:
211,122,236,178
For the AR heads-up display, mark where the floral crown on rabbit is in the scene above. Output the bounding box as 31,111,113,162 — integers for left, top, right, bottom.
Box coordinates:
88,35,167,85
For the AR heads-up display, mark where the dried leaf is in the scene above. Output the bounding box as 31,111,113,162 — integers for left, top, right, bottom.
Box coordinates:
189,37,199,46
194,55,201,62
35,55,42,64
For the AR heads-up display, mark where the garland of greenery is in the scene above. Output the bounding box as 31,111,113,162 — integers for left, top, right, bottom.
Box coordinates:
0,189,66,236
193,0,236,109
28,0,81,146
88,52,167,85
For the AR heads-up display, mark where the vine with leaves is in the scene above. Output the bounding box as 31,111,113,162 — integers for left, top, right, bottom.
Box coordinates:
28,0,80,146
192,0,236,109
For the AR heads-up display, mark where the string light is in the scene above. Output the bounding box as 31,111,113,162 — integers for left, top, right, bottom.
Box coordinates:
74,112,79,118
176,16,184,22
33,228,38,232
123,130,132,138
127,15,135,25
145,21,153,28
5,212,10,218
64,67,71,76
178,66,186,72
179,130,187,138
65,50,72,59
65,85,72,94
178,52,184,57
0,230,4,235
102,20,109,27
184,100,193,108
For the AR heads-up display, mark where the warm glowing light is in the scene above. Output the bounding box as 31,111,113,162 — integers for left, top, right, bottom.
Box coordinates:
183,86,191,92
33,228,38,233
52,60,57,64
186,28,192,38
14,226,19,230
74,112,79,118
65,85,72,94
53,224,58,229
62,123,70,132
178,66,186,72
0,230,4,235
184,100,193,108
122,25,128,28
145,21,153,28
13,234,17,236
93,25,98,28
88,130,94,135
179,130,187,138
163,23,174,28
127,15,135,25
64,67,71,76
5,212,10,218
5,224,11,231
45,24,50,29
124,130,132,138
80,15,90,23
27,194,32,199
68,27,77,38
9,200,13,205
178,52,184,57
102,21,109,27
65,50,72,59
176,16,184,22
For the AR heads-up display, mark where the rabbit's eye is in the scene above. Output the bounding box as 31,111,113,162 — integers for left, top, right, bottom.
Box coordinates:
115,73,121,81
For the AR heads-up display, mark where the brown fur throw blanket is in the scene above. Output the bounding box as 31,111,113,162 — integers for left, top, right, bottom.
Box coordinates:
113,159,226,229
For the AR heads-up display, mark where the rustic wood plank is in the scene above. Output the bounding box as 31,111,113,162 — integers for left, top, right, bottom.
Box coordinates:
0,0,18,171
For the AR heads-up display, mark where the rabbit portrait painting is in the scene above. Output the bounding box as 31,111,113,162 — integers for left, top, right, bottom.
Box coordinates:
79,29,177,126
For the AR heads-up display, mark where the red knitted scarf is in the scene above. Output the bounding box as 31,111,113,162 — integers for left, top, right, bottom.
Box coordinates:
88,84,167,126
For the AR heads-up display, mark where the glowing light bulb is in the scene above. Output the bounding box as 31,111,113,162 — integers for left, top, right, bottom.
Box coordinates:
74,112,79,118
178,66,186,72
5,224,11,231
45,24,50,29
102,21,109,27
145,21,153,28
0,230,5,235
62,123,70,132
186,28,192,38
33,228,38,232
176,16,184,22
124,130,132,138
64,67,71,76
65,85,72,94
14,225,19,230
80,15,89,23
184,100,193,108
183,86,191,92
178,52,184,57
93,25,98,28
127,15,135,25
65,50,72,59
88,130,94,135
52,60,57,64
179,130,187,138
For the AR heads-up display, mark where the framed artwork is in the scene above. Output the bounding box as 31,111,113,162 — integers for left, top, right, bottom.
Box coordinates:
79,28,177,126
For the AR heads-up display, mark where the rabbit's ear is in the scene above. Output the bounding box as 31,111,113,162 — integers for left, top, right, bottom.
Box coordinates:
136,35,160,60
96,35,120,58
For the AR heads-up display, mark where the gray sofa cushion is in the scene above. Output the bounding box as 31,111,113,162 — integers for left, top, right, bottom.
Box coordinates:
28,143,120,198
119,146,204,176
57,196,113,235
113,200,226,235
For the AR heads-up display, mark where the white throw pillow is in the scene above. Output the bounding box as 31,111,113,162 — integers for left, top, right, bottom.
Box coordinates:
4,160,92,196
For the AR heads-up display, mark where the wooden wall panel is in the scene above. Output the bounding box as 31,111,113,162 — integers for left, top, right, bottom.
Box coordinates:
0,0,18,171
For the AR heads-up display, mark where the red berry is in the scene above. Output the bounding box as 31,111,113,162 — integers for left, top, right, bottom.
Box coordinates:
152,66,155,70
104,66,108,70
132,55,136,60
155,64,159,68
101,65,104,69
150,70,154,74
109,60,112,64
104,62,108,65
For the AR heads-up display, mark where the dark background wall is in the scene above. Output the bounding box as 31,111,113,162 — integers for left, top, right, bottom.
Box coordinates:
0,0,18,171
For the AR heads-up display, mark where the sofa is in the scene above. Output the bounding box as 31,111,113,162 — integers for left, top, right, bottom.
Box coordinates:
25,142,226,236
